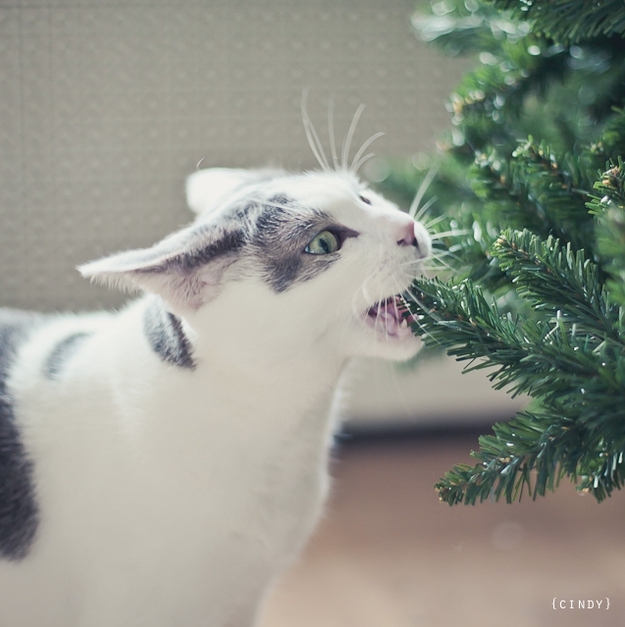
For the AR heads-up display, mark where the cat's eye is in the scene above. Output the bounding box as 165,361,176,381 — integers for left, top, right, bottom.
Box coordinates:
359,194,371,205
305,230,340,255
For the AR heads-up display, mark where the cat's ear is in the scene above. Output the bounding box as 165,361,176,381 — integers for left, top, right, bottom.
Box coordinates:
186,168,257,215
78,223,243,310
186,168,280,215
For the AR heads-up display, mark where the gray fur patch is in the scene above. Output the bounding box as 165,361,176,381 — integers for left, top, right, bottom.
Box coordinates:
130,224,246,276
251,204,355,293
144,299,196,370
44,332,91,381
0,309,43,560
175,226,245,272
267,193,293,207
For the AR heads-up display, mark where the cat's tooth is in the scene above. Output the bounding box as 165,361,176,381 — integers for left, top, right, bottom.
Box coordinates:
379,312,398,335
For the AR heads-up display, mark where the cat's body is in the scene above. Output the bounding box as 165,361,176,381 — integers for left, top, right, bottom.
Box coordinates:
0,167,430,627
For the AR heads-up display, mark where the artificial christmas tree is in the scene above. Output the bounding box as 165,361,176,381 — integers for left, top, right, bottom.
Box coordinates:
384,0,625,504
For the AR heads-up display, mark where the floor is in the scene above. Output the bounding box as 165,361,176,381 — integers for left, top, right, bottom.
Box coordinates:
259,430,625,627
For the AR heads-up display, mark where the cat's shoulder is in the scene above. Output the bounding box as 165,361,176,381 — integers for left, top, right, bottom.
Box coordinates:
0,309,47,378
0,308,46,561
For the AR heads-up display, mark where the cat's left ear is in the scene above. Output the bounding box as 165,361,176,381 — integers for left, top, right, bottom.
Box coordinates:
186,168,280,215
187,168,257,216
78,222,243,310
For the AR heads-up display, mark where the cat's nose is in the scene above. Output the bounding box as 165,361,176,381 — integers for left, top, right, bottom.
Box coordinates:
395,218,431,259
397,220,418,247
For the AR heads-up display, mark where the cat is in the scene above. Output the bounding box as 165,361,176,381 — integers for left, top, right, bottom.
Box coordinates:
0,163,431,626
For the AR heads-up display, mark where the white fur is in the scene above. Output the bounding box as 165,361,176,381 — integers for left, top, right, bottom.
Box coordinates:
0,168,430,627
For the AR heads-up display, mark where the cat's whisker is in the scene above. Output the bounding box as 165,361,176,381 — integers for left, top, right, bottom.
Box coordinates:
399,289,443,346
409,160,441,220
388,276,431,344
405,247,461,275
351,153,376,176
422,213,447,230
302,117,330,172
301,91,330,171
341,103,365,171
411,195,438,223
398,258,433,272
350,131,385,174
430,248,463,264
420,264,453,277
301,98,383,177
429,229,472,240
327,97,341,171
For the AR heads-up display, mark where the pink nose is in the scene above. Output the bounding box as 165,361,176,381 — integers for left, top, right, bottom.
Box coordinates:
397,220,417,247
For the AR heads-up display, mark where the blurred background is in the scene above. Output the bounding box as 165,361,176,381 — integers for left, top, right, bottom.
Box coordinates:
0,0,520,430
2,1,623,625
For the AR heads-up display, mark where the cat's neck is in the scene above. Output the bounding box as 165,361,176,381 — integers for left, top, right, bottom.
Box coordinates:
123,297,345,472
184,281,349,395
105,293,346,444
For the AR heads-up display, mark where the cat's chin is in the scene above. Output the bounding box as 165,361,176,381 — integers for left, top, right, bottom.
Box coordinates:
358,295,423,361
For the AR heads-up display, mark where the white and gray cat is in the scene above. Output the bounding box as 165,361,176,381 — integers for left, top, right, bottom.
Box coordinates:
0,164,430,626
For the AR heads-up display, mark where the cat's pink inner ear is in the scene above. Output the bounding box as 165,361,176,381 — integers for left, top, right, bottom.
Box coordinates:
78,253,231,311
78,224,241,310
133,263,228,311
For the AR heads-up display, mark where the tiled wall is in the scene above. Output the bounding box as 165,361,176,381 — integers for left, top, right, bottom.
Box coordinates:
1,0,468,311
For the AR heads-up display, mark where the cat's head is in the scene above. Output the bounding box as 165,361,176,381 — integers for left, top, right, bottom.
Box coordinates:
79,168,431,362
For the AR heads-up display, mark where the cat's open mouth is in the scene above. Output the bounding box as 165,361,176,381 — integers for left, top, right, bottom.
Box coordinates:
364,295,416,341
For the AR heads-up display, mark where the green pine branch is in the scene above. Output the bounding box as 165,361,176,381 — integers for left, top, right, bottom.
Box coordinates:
436,409,625,505
413,1,529,57
446,44,571,156
492,229,619,338
589,159,625,306
488,0,625,44
384,1,625,506
472,140,595,248
407,267,623,403
591,108,625,163
404,229,625,504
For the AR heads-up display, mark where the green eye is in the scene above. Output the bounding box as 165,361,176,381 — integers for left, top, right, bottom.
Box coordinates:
305,230,340,255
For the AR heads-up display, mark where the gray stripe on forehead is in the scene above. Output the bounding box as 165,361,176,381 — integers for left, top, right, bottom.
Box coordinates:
251,204,338,293
0,309,43,560
144,299,196,370
267,193,293,207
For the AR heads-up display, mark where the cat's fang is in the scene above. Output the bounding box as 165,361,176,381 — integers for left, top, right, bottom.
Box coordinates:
379,311,398,335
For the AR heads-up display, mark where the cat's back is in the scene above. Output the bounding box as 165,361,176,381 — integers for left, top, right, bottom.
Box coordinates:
0,308,46,371
0,306,118,564
0,304,147,626
0,308,47,561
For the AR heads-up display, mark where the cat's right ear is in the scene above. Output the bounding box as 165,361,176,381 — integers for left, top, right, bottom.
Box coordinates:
186,168,259,215
77,222,243,311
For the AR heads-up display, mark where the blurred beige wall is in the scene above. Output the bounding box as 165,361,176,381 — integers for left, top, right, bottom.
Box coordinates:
1,0,469,311
1,0,522,426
